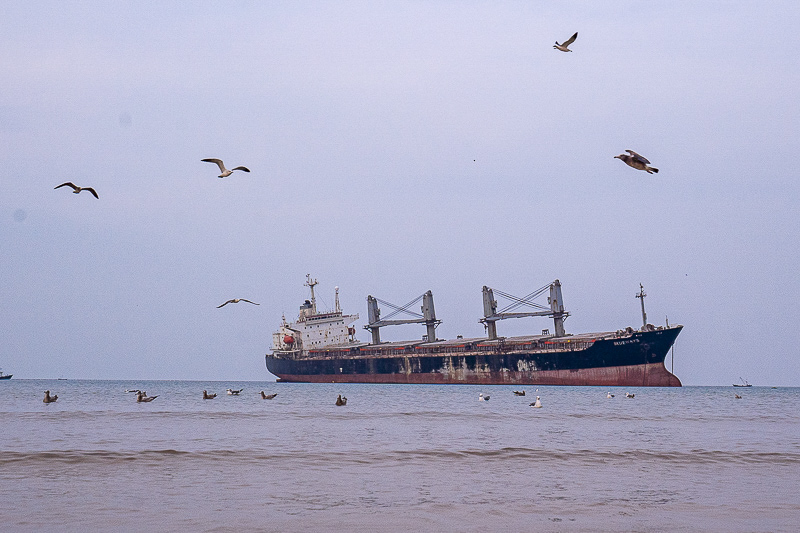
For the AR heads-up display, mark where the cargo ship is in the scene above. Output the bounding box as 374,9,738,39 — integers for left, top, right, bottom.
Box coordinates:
266,275,682,386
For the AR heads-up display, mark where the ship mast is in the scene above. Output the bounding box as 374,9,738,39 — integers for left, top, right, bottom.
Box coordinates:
305,274,318,315
636,283,647,328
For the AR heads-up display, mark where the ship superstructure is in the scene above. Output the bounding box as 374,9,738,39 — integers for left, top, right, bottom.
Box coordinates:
272,274,361,355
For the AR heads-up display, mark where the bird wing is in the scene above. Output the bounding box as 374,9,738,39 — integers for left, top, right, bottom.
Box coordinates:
232,166,250,173
55,182,78,191
217,300,234,308
83,187,99,199
240,299,260,305
563,32,578,46
202,158,227,172
626,150,650,164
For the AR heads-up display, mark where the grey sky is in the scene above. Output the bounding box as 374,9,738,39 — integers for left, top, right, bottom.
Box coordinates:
2,2,798,385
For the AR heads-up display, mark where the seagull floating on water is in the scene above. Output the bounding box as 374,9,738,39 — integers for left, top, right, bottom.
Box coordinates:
261,391,278,400
530,396,543,408
554,32,578,52
607,392,615,398
479,393,490,401
513,390,526,396
217,298,260,308
335,394,348,406
734,393,742,399
202,158,251,178
614,150,659,174
54,182,99,199
203,390,217,400
625,392,635,398
137,391,157,402
227,388,243,395
43,390,58,403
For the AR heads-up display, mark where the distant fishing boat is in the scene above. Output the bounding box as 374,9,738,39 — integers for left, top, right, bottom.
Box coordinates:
0,369,12,380
733,377,752,387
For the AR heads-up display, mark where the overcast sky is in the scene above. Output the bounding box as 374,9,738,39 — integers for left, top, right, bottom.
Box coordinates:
2,2,798,385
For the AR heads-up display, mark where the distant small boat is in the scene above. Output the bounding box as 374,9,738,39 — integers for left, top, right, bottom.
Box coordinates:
0,369,12,380
733,377,752,387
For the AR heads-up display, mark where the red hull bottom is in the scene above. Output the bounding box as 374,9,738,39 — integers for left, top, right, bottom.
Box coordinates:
274,362,681,387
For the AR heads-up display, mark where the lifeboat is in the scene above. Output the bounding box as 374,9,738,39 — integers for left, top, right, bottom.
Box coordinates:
283,334,295,346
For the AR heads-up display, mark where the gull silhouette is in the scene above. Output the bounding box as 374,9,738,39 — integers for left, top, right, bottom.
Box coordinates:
202,158,250,178
614,150,659,174
554,32,578,52
217,298,260,308
55,182,99,199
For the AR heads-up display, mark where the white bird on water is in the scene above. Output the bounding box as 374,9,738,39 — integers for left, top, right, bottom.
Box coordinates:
607,392,615,398
202,158,250,178
614,150,659,174
530,396,542,408
217,298,260,308
625,392,635,399
227,388,243,395
479,393,490,401
553,32,578,52
54,182,99,199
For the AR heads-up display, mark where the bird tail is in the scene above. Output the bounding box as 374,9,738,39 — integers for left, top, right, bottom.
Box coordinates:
650,167,659,173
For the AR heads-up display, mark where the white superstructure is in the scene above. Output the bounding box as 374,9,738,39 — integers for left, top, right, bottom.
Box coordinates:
272,275,360,354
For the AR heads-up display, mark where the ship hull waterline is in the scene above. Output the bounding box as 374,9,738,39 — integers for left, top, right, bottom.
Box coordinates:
266,327,682,387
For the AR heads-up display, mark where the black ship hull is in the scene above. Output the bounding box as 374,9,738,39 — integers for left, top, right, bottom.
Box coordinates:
266,326,682,387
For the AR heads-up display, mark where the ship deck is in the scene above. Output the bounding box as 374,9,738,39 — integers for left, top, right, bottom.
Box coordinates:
281,328,650,360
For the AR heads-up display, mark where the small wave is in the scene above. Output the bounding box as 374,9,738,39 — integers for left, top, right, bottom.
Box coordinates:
3,447,799,467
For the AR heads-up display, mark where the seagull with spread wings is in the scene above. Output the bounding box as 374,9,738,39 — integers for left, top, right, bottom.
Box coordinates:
554,32,578,52
202,158,251,178
217,298,260,308
614,150,659,174
54,182,99,199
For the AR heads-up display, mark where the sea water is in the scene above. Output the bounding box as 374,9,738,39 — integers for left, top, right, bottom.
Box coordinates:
1,380,798,532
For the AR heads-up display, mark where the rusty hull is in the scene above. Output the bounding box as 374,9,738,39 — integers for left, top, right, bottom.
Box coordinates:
272,362,680,386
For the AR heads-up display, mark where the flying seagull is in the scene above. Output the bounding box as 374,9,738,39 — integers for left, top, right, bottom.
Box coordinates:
201,158,250,178
217,298,260,308
554,32,578,52
54,182,99,199
614,150,659,174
